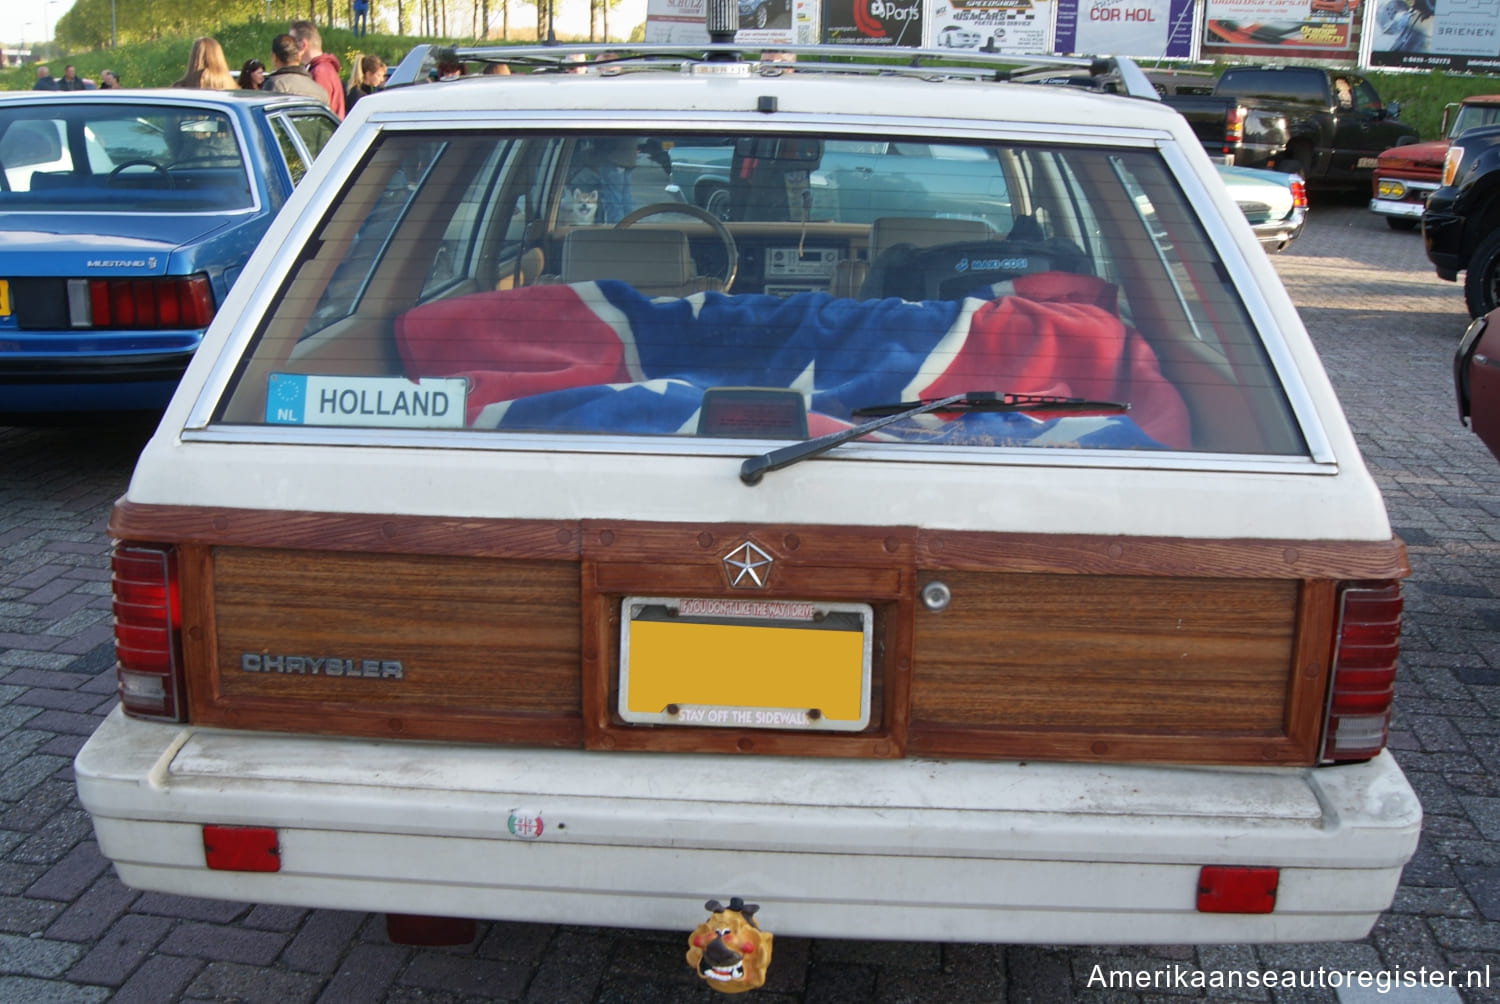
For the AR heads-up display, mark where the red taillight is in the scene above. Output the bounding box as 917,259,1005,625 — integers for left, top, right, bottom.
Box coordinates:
1224,106,1244,155
84,276,215,330
1289,176,1308,210
1323,581,1403,763
112,544,186,722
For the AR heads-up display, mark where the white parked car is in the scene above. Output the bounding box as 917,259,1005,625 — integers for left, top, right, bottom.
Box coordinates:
937,25,984,48
1216,163,1308,252
75,38,1418,964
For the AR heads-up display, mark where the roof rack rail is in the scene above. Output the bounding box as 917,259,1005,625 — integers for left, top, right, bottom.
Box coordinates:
384,43,1161,100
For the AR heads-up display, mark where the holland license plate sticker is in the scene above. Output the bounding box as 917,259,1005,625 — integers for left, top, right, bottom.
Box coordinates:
619,597,873,731
265,373,467,428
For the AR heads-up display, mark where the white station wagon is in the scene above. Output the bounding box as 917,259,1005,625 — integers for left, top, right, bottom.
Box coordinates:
76,38,1419,956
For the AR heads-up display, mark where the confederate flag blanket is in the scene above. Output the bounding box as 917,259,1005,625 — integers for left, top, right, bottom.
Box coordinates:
393,272,1191,450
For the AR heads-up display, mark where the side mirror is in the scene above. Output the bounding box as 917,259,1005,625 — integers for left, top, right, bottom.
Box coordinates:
1386,100,1402,120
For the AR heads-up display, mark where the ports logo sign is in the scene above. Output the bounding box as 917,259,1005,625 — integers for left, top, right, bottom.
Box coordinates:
823,0,926,44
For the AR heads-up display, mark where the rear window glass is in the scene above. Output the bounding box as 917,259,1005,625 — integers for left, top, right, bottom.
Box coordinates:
216,128,1305,458
1215,69,1327,106
0,103,252,212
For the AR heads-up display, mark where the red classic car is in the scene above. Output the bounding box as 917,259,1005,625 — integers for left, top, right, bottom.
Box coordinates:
1370,94,1500,231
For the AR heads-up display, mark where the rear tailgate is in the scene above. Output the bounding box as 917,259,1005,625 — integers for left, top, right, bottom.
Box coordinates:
115,503,1407,767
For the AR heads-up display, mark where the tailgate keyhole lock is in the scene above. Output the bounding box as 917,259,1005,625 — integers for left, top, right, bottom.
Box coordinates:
920,581,951,612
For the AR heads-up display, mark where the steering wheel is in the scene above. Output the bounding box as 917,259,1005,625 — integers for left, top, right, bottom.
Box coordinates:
107,160,175,188
616,202,738,292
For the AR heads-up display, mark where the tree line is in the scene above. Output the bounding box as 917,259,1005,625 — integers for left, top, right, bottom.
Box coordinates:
51,0,632,51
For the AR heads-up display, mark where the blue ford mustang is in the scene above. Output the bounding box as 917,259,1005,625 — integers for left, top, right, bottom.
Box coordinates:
0,89,338,420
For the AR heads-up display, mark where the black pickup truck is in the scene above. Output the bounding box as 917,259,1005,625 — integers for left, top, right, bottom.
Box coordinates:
1423,123,1500,318
1164,66,1418,188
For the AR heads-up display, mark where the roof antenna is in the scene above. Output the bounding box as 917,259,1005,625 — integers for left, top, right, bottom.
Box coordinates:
705,0,739,61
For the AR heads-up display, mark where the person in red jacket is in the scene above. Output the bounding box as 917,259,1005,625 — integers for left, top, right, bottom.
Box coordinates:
289,19,345,119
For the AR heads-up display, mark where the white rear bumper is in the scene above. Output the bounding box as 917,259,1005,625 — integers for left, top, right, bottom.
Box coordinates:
75,706,1421,944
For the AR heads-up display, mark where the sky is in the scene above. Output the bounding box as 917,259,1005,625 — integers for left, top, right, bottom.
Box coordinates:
4,0,76,46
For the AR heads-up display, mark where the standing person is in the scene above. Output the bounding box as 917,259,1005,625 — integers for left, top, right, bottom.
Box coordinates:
345,54,386,112
238,59,266,90
262,33,330,108
173,37,236,90
33,65,58,90
58,65,87,91
352,0,370,38
99,69,121,89
289,20,345,119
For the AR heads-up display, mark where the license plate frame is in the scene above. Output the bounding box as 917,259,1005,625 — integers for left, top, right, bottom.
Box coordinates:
618,596,873,731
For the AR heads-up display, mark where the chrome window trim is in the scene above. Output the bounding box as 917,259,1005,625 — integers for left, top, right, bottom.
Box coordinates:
179,423,1335,476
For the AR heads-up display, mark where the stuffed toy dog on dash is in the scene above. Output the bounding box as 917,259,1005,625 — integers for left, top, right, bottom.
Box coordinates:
685,897,773,993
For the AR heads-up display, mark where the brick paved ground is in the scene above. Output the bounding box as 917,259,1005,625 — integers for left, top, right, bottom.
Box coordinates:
3,204,1499,1002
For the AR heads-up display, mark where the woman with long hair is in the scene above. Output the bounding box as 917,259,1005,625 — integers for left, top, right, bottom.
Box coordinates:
345,54,387,112
238,58,266,90
173,37,236,90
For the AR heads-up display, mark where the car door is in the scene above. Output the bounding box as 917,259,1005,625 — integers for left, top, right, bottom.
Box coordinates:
1457,308,1500,461
268,108,339,190
1331,76,1406,181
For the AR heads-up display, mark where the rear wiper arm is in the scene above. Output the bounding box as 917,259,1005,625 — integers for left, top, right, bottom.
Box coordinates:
850,391,1130,418
738,392,1128,486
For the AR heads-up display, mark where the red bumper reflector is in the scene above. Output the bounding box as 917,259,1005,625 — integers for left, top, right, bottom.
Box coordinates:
202,826,281,872
1196,865,1278,914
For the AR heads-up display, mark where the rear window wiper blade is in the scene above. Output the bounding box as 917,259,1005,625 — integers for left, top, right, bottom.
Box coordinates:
739,392,1129,486
850,391,1130,418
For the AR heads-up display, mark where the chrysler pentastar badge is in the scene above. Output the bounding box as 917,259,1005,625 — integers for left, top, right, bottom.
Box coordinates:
722,541,773,588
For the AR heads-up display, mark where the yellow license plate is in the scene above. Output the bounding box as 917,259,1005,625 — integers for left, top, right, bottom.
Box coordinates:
0,279,9,317
619,597,872,731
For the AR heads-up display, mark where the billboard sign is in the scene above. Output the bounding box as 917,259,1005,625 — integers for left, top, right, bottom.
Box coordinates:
645,0,712,41
1202,0,1359,58
823,0,927,45
1367,0,1500,71
928,0,1054,53
1054,0,1195,57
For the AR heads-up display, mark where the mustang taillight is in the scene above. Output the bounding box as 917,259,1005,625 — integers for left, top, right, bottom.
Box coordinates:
69,275,215,330
1322,581,1403,763
112,545,187,722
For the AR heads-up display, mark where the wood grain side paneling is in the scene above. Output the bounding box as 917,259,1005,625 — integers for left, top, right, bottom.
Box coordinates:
110,500,578,560
908,573,1318,765
918,531,1408,580
109,504,1401,764
194,547,582,745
